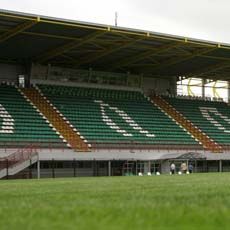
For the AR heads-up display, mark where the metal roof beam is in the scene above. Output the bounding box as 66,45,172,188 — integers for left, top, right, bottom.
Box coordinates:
0,27,84,41
187,61,230,78
74,38,143,67
107,42,181,71
200,55,230,62
35,30,107,63
0,17,39,43
0,10,230,50
0,11,39,21
152,46,218,71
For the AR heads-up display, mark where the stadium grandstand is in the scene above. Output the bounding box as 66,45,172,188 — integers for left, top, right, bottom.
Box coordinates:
1,9,230,178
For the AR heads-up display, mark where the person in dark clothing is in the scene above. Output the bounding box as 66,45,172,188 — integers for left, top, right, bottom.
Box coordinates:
188,163,193,174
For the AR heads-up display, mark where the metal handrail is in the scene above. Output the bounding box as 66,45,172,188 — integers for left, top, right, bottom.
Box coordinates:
0,145,38,171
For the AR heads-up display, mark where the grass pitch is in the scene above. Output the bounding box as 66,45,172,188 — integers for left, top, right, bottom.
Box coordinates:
0,173,230,230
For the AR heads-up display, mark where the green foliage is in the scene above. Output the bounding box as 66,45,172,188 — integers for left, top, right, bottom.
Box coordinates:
0,174,230,230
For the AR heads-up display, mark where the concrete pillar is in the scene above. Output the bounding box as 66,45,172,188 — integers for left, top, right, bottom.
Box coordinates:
108,161,111,176
219,160,222,173
202,78,205,99
46,63,51,80
29,159,32,179
37,159,40,179
52,159,55,178
144,162,149,174
148,161,151,173
73,159,77,177
6,159,9,179
161,160,170,174
139,74,143,88
195,160,197,173
228,81,230,103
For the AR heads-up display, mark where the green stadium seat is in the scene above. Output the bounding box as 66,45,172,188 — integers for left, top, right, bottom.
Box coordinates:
0,84,65,148
164,96,230,146
38,84,199,148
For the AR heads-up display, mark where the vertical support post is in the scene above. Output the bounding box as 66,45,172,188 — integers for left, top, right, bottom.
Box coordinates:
148,160,151,173
126,72,130,86
219,160,222,173
139,74,143,88
195,160,197,173
37,158,40,179
29,158,32,179
52,159,55,178
93,160,97,176
204,161,208,172
108,160,111,177
46,63,51,80
88,68,92,83
228,81,230,103
73,159,76,177
202,78,205,99
30,62,34,85
6,159,9,180
171,76,177,96
96,160,99,176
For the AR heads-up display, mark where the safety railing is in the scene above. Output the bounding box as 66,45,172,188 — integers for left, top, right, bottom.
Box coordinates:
0,145,38,171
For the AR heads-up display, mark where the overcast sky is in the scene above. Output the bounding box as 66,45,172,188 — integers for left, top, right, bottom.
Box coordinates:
0,0,230,43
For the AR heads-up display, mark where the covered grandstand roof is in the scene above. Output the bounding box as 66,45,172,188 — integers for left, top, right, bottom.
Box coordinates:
0,9,230,80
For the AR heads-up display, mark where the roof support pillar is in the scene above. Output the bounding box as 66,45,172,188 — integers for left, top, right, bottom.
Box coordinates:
202,78,206,99
228,81,230,104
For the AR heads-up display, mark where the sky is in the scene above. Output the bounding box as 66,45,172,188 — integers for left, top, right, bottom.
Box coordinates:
0,0,230,43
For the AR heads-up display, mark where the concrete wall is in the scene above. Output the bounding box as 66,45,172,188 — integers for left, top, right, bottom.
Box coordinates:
31,64,141,88
13,159,230,179
0,63,26,83
29,161,108,178
31,79,142,92
30,63,177,95
142,76,177,95
32,168,108,178
0,63,178,95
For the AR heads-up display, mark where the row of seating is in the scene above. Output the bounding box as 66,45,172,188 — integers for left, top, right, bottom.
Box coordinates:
164,96,230,145
40,85,144,100
165,94,224,102
0,84,65,147
38,84,198,146
4,82,230,149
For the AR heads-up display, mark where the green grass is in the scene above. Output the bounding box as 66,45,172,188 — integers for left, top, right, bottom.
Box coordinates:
1,174,230,230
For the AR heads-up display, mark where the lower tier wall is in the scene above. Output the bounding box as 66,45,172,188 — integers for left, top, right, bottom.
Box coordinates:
3,159,230,179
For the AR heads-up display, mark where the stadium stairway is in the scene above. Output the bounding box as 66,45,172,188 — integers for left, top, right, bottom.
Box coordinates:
151,95,222,153
21,88,90,152
164,96,230,151
0,146,38,179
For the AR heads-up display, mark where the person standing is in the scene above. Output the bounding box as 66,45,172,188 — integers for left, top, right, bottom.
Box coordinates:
181,162,187,174
170,162,176,174
188,163,193,174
